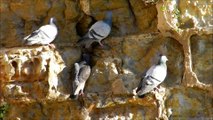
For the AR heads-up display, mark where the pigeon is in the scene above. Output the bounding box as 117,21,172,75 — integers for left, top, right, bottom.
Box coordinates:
135,55,168,96
70,54,91,99
77,11,112,48
24,17,58,45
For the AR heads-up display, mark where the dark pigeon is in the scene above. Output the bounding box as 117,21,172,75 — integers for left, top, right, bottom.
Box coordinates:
70,54,91,99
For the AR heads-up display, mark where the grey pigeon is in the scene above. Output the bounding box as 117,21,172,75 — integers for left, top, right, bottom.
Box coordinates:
77,11,112,48
136,55,168,96
24,17,58,45
70,54,91,99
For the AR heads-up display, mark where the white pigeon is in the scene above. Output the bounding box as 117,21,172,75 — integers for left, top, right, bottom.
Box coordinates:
24,17,58,45
70,54,91,99
77,11,112,48
136,55,168,96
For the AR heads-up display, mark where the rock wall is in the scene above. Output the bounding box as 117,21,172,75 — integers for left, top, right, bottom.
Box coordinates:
0,0,212,119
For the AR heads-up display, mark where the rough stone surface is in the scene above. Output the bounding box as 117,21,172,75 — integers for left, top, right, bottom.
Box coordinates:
129,0,158,32
165,87,213,119
191,34,213,84
0,0,213,119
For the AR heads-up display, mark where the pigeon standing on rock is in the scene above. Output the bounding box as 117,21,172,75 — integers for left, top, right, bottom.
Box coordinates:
135,55,168,97
24,17,58,46
70,54,91,99
77,11,112,48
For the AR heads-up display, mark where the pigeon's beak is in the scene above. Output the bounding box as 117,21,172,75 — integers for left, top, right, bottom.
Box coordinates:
50,17,56,24
164,56,168,62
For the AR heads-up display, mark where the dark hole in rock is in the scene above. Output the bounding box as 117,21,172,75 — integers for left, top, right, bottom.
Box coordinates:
11,61,18,69
11,61,19,79
179,19,194,29
21,61,33,77
33,58,40,67
76,15,95,37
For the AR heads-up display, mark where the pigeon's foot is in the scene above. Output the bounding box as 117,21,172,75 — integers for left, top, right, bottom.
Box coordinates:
48,43,56,49
69,94,78,100
78,94,85,108
98,42,109,50
98,41,104,47
96,44,111,50
79,91,85,97
138,94,146,98
154,86,161,93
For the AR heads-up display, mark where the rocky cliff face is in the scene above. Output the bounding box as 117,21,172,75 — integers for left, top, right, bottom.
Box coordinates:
0,0,212,119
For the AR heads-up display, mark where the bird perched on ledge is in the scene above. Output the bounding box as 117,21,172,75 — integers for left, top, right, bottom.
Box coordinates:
135,55,168,97
70,54,91,99
24,17,58,46
77,11,112,48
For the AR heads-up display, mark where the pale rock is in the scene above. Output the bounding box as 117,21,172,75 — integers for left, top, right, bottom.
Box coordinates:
4,84,28,96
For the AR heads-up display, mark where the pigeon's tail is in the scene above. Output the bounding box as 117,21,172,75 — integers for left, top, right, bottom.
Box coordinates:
24,35,30,40
24,39,39,45
77,38,95,48
24,40,31,45
138,94,146,98
136,87,141,93
69,94,78,100
23,36,30,45
77,37,85,44
23,39,33,45
24,30,40,40
77,33,89,43
77,38,87,46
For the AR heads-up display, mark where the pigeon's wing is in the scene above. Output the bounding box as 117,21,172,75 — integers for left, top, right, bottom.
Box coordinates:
78,65,91,82
24,30,46,45
24,24,57,45
89,21,111,40
77,21,111,48
149,65,167,82
39,25,57,44
74,65,91,95
136,70,150,93
145,65,156,77
136,75,154,93
136,65,156,95
137,65,167,95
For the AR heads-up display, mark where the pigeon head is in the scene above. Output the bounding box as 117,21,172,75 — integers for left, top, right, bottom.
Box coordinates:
104,11,112,26
159,55,168,64
49,17,56,25
82,54,91,65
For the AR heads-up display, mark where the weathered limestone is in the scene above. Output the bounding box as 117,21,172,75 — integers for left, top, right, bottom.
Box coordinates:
0,46,67,101
156,0,213,94
0,0,212,119
191,34,213,85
